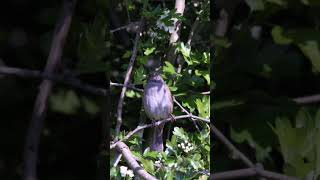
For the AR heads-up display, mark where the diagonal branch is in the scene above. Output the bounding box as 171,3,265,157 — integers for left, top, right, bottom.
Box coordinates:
211,167,298,180
110,114,209,149
210,125,255,168
110,81,143,92
166,0,185,63
0,66,106,96
292,94,320,104
23,1,76,180
116,142,158,180
115,21,142,139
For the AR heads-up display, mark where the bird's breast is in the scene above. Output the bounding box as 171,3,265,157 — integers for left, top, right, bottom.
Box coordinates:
143,83,173,120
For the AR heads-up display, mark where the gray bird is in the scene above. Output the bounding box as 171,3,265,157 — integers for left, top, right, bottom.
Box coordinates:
143,69,173,152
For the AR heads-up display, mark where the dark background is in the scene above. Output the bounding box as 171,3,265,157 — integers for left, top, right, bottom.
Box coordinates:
0,0,107,179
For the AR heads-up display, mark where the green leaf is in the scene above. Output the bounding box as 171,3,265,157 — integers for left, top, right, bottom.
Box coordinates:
245,0,265,11
125,90,136,98
163,61,176,75
179,42,191,58
144,47,156,55
213,37,232,48
122,51,132,58
195,96,210,119
301,0,320,6
134,65,147,84
265,0,287,6
271,26,292,45
231,128,271,162
143,151,159,159
140,159,155,174
195,70,210,85
169,86,178,92
50,90,80,114
138,56,149,65
172,127,188,140
297,41,320,73
77,14,106,66
202,52,210,64
81,97,99,114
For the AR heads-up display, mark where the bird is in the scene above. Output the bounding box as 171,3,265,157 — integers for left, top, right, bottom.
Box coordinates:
143,68,173,152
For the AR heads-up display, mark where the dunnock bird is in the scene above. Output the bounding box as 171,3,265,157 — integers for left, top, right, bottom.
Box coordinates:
143,66,173,152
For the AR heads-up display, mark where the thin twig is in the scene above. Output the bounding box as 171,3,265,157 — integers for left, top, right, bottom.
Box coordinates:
112,153,122,167
211,167,298,180
293,94,320,104
0,66,106,96
110,114,209,149
169,0,185,44
173,97,201,131
187,16,200,47
115,22,142,139
215,9,229,37
177,15,199,74
166,0,185,64
110,25,130,33
116,142,158,180
110,81,143,92
23,1,76,180
210,125,255,168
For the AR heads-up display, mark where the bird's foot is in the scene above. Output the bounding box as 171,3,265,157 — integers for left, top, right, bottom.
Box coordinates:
152,120,157,127
170,114,176,122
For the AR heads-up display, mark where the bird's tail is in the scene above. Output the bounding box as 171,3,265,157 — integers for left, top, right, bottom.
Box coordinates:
151,123,164,152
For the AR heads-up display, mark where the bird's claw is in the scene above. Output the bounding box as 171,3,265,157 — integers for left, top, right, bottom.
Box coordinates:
170,114,176,122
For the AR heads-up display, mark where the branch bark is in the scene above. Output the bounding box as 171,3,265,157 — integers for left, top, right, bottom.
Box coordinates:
115,22,142,139
210,125,255,168
211,167,298,180
166,0,185,63
116,142,158,180
110,114,209,149
0,66,106,96
23,1,76,180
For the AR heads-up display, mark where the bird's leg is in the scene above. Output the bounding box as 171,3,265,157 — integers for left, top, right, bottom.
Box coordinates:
170,114,176,122
152,120,157,127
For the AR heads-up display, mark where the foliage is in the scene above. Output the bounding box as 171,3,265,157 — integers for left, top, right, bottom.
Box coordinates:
111,127,210,179
214,0,320,177
271,108,320,179
110,0,210,179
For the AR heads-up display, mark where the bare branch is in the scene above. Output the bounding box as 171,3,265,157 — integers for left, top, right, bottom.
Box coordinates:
23,1,76,180
169,0,185,44
293,94,320,104
116,142,158,180
210,125,255,168
110,114,209,149
115,22,142,139
211,167,298,180
215,9,229,37
187,17,200,47
110,81,143,92
166,0,185,63
0,66,106,96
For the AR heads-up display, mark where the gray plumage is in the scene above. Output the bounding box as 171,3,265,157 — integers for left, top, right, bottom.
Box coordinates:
143,71,173,152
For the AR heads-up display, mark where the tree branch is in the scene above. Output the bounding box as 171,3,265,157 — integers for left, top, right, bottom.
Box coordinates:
23,1,76,180
187,16,200,47
211,167,298,180
210,125,255,168
116,142,158,180
0,66,106,96
110,114,209,149
115,21,142,139
166,0,185,63
110,81,143,92
292,94,320,104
